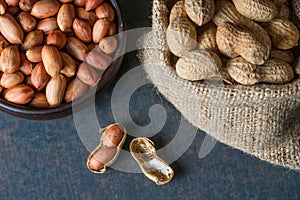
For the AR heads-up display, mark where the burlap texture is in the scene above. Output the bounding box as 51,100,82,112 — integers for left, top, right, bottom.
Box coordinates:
141,0,300,170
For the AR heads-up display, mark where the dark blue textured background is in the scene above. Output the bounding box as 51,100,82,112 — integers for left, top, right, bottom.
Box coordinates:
0,1,299,199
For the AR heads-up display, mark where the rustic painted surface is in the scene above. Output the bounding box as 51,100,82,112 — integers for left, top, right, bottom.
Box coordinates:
0,0,299,199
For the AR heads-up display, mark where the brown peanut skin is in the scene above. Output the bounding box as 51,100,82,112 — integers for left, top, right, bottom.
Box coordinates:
0,35,9,54
95,2,115,22
17,12,37,33
88,147,116,171
99,36,118,54
0,72,24,88
73,18,92,43
31,62,50,91
60,52,76,77
102,124,125,148
4,84,34,104
85,50,112,70
45,74,66,106
26,46,43,63
21,29,44,51
57,3,75,31
19,53,34,75
0,46,20,73
0,13,24,44
0,0,7,15
31,0,60,19
65,37,88,61
36,17,59,34
92,19,110,43
19,0,38,11
76,62,99,86
41,45,62,77
29,93,50,108
64,78,88,102
46,30,67,49
85,0,104,11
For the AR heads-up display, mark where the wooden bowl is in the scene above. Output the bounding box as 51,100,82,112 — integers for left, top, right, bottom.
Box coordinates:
0,0,126,120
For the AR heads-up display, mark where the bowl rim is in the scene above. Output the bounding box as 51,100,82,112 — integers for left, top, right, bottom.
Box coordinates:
0,0,127,120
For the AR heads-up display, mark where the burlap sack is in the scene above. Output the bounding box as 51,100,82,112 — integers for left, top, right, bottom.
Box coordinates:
140,0,300,170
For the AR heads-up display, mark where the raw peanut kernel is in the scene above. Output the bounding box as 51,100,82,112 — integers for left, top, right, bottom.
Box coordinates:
102,124,125,148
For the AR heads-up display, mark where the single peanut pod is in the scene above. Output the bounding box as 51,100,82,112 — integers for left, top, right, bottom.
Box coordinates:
99,36,118,54
169,0,187,22
64,78,88,102
74,0,85,7
264,19,299,50
87,123,127,174
0,35,9,54
57,3,75,31
29,93,50,108
76,7,98,26
26,46,43,63
19,53,34,75
31,0,60,19
107,22,117,36
60,52,76,77
45,74,66,106
0,0,7,15
166,17,197,57
4,84,34,104
0,14,24,44
130,137,174,185
76,62,99,86
65,37,88,61
41,45,62,77
46,30,67,49
216,22,269,65
73,18,92,43
197,22,218,54
85,50,112,71
227,57,294,85
87,147,117,172
31,62,50,91
101,123,125,148
0,46,20,73
85,0,104,11
19,0,38,11
37,17,59,34
17,12,37,32
175,49,221,81
270,49,294,64
212,0,272,51
232,0,277,22
185,0,215,26
95,2,115,22
0,72,24,88
92,19,110,43
5,0,18,6
21,29,44,51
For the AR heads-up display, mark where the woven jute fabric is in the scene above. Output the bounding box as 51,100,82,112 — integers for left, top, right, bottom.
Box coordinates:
140,0,300,170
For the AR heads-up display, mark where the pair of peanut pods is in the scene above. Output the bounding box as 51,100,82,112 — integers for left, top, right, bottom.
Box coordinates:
86,123,174,185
